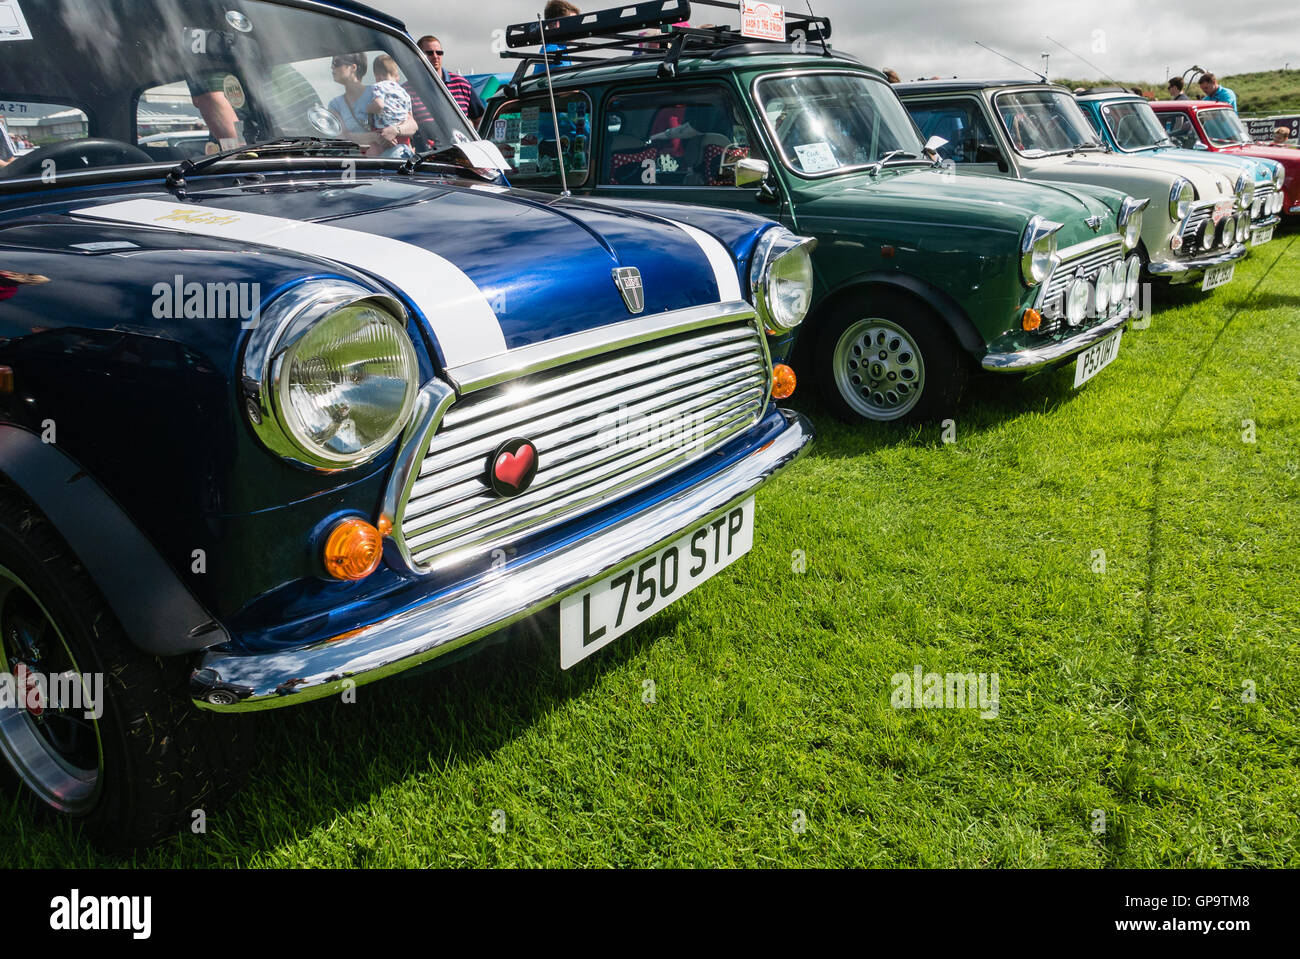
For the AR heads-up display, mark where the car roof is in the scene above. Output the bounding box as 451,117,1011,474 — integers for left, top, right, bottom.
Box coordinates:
514,47,876,94
1075,91,1142,103
894,78,1045,95
1149,99,1230,111
315,0,405,31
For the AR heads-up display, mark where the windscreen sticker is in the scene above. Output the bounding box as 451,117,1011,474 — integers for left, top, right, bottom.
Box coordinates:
0,1,32,41
793,142,837,173
69,199,508,367
222,75,246,110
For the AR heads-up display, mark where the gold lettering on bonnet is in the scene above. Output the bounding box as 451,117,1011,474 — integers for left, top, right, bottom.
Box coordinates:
153,209,242,227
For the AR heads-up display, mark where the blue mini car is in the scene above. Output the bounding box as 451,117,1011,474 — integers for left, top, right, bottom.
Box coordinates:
0,0,814,845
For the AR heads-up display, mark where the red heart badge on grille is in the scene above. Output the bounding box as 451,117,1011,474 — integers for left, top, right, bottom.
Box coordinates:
488,439,539,497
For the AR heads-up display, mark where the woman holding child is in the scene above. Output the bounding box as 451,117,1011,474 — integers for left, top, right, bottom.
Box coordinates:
328,52,417,158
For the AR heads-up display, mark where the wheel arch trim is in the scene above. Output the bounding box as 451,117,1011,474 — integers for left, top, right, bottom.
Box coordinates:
809,273,986,357
0,425,228,657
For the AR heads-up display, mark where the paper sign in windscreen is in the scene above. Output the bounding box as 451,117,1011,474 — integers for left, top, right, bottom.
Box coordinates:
0,1,34,42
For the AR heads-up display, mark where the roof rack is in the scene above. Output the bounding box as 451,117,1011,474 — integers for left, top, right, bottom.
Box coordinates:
499,0,833,91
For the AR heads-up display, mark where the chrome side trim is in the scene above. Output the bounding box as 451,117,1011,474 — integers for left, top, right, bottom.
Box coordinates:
379,378,458,538
191,410,814,712
982,307,1130,373
443,299,757,393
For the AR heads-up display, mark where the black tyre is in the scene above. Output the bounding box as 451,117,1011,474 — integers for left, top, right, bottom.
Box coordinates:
0,481,251,848
815,289,970,423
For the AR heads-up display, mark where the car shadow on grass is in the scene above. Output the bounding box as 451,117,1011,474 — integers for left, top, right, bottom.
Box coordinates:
784,361,1084,461
2,597,668,865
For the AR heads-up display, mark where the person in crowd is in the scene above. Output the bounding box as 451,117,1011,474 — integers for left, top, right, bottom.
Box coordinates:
418,35,484,121
1130,86,1144,97
884,69,901,84
1198,72,1237,110
537,2,580,72
366,54,417,158
1273,126,1294,146
1167,76,1189,100
328,53,415,155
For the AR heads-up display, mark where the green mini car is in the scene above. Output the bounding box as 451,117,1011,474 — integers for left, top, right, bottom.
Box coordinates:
481,1,1148,423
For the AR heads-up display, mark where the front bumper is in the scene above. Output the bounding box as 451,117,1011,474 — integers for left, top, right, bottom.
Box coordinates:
981,306,1129,374
191,409,813,712
1148,244,1246,278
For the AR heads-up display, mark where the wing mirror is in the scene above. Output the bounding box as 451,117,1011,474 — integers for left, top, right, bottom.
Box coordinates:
735,157,771,187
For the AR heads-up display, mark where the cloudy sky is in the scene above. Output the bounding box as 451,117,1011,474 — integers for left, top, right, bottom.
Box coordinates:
368,0,1297,83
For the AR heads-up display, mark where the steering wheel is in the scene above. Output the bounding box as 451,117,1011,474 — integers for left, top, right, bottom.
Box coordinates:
1,139,155,178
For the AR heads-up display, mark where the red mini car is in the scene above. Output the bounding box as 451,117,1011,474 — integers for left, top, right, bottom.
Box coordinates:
1152,100,1299,218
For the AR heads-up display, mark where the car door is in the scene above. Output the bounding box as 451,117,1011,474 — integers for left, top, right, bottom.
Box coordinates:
593,82,780,221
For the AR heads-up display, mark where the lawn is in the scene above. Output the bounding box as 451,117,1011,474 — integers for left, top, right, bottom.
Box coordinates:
7,229,1298,868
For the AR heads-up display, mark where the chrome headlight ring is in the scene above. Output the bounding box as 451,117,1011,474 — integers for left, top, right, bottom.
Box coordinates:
1235,171,1253,210
750,228,819,333
1169,178,1195,222
1020,215,1063,287
242,279,420,472
1118,196,1149,251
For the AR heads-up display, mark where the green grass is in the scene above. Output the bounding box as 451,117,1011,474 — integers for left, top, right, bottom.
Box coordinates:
7,230,1300,867
1065,69,1300,115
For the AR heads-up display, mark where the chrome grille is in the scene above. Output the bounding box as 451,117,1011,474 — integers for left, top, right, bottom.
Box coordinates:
1178,205,1214,253
1038,239,1126,335
1252,184,1276,223
396,318,770,572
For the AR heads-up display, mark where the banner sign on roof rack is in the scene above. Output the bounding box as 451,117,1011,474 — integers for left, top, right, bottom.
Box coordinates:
740,2,785,42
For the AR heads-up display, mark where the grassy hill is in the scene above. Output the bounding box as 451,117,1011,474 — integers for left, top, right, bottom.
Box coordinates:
1060,69,1300,116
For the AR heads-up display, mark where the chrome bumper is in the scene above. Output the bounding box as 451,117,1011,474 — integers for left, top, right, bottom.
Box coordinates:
191,410,813,712
1251,215,1281,233
981,307,1129,374
1148,244,1246,276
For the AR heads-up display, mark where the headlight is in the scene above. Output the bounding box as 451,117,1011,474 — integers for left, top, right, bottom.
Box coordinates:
1066,277,1089,326
1020,215,1062,286
1200,218,1215,251
1094,265,1111,314
1236,172,1253,209
1169,179,1195,221
1124,255,1142,299
1109,260,1126,306
750,228,818,333
1118,197,1147,251
243,280,419,470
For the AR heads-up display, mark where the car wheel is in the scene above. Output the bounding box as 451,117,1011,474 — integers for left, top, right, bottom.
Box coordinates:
0,481,252,848
816,290,968,423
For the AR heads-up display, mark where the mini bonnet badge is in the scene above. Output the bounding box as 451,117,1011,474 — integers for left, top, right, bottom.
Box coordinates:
612,266,644,314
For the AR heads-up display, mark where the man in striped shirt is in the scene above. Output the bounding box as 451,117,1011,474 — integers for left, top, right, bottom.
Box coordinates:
417,35,485,122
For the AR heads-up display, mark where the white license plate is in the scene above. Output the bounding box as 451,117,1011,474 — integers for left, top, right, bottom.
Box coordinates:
1251,226,1274,247
559,498,755,668
1073,330,1122,388
1202,263,1235,291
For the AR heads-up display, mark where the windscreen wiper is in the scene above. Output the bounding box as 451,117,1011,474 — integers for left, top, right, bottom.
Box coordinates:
397,144,498,181
165,137,363,190
868,150,919,176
